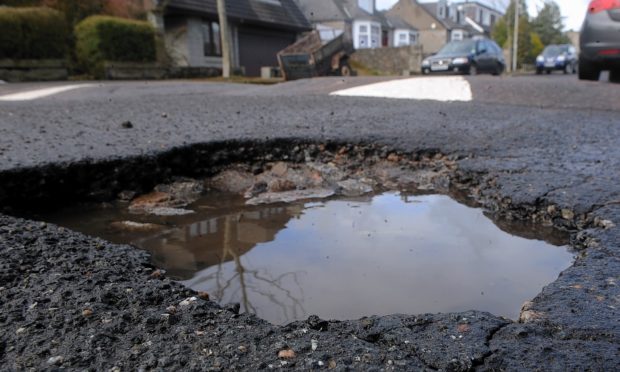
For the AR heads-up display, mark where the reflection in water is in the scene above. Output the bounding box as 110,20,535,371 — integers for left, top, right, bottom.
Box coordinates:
37,192,574,325
139,208,308,320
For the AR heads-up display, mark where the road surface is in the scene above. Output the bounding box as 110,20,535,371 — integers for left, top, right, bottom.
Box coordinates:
0,74,619,370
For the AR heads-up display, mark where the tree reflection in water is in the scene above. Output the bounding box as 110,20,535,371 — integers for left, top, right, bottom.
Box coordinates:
140,204,308,323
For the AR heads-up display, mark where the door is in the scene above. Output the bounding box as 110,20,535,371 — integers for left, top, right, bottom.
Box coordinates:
238,27,296,77
475,40,493,72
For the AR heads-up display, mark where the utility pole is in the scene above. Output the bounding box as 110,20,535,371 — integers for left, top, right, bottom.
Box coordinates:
512,0,519,72
216,0,232,78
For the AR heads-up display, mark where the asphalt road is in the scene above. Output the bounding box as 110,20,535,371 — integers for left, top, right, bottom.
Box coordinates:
0,74,619,370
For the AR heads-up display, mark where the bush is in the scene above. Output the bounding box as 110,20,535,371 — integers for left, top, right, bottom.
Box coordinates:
75,15,156,77
0,7,67,59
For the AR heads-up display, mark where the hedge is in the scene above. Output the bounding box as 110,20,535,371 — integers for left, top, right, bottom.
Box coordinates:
0,7,67,60
75,15,156,77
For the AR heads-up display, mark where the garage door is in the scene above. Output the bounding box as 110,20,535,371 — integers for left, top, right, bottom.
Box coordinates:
238,28,296,77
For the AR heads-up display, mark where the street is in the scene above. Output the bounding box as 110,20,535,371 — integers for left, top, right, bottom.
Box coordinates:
1,73,619,370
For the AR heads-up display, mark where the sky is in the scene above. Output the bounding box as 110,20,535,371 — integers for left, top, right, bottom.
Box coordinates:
376,0,591,31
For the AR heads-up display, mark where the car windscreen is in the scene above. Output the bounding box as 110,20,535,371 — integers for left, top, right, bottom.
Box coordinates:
437,40,476,56
543,46,562,57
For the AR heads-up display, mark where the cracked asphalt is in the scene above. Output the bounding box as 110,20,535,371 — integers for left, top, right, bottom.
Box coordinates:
0,74,619,370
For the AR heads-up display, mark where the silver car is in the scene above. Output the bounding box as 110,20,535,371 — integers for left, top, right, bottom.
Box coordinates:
579,0,620,81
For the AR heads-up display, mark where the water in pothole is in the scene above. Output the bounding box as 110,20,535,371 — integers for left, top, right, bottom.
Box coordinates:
39,192,573,325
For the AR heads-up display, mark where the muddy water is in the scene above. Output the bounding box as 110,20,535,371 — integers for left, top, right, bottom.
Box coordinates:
38,192,573,325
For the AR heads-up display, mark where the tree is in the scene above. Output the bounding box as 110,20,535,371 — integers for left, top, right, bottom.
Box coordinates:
531,1,570,46
38,0,104,25
529,31,544,61
0,0,41,5
103,0,146,20
491,0,538,68
492,17,509,49
2,0,144,23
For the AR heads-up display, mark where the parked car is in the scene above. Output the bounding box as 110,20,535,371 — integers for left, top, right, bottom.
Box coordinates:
535,44,578,74
421,38,505,76
579,0,620,81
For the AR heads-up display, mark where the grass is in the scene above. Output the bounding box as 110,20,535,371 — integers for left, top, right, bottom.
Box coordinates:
349,60,382,76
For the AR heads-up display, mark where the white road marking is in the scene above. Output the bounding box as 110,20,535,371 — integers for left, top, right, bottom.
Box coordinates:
330,76,473,102
0,84,95,101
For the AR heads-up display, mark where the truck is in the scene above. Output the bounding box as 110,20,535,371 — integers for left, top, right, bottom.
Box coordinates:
277,31,354,81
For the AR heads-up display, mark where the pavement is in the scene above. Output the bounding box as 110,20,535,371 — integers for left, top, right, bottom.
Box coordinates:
0,74,619,370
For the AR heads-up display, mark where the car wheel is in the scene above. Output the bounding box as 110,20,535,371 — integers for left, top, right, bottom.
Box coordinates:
610,69,620,83
492,63,503,76
536,68,543,75
578,59,600,81
339,62,351,77
469,64,478,76
546,70,551,74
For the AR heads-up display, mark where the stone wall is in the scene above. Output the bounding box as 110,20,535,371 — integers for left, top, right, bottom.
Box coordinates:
350,45,424,76
104,62,167,80
0,60,68,82
103,62,220,80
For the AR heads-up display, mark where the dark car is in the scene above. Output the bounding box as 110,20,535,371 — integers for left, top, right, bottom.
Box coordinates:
579,0,620,81
535,44,578,74
421,38,505,75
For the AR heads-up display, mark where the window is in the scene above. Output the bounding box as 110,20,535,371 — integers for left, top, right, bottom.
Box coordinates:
202,20,221,57
483,10,490,26
370,25,380,48
439,6,444,18
409,33,417,45
477,40,490,54
398,32,408,47
358,24,369,48
451,30,463,41
356,22,380,49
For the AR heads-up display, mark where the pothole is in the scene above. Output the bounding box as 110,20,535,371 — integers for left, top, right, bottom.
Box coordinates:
26,150,574,325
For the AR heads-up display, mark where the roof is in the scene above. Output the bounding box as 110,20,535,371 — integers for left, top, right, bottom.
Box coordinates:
419,2,462,30
293,0,382,23
378,12,417,31
166,0,311,31
450,0,505,15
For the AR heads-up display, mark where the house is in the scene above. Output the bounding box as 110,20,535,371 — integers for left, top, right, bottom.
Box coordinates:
147,0,311,76
386,0,503,54
381,13,420,47
450,0,503,35
293,0,418,49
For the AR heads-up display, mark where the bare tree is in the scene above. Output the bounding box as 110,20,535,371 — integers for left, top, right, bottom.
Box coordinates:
216,0,233,78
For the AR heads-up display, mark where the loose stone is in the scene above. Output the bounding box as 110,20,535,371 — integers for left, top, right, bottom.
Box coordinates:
278,349,296,359
47,356,64,365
